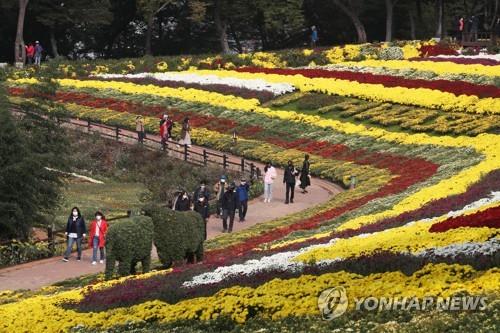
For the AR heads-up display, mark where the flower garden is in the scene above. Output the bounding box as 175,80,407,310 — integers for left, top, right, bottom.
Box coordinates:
1,40,500,332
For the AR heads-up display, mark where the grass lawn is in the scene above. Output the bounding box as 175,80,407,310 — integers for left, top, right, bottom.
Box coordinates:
53,179,148,230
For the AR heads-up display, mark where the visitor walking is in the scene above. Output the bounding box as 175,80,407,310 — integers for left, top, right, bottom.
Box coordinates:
136,116,145,144
469,15,479,41
214,175,227,218
34,41,43,66
25,43,34,65
458,16,465,42
88,211,108,265
63,207,86,262
283,160,299,204
160,114,169,150
311,26,319,48
194,180,210,239
299,154,311,194
237,178,250,222
178,117,192,147
174,191,191,211
221,182,238,233
263,161,277,203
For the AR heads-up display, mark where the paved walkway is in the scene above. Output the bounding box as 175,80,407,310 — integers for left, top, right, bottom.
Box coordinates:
0,114,342,291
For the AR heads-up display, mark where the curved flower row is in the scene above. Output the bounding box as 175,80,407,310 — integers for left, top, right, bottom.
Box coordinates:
94,72,295,96
0,263,497,331
235,67,500,98
429,204,500,233
210,69,500,113
411,57,500,66
12,79,500,236
294,197,500,263
342,59,500,77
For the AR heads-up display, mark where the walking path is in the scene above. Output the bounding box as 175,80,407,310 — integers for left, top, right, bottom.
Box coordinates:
0,114,343,291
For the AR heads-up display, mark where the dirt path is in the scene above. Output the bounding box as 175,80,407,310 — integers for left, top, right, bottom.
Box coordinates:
0,115,342,291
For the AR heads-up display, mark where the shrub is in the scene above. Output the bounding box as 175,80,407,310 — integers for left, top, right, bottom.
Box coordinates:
105,216,154,279
145,205,204,268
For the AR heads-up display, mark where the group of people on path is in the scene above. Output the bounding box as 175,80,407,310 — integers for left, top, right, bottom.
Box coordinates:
172,176,251,234
24,41,43,65
264,155,311,204
135,114,191,150
62,207,108,265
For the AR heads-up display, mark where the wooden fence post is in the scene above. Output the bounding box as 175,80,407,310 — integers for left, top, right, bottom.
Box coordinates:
184,144,188,161
47,225,55,257
115,126,120,140
241,158,245,172
203,150,208,166
87,119,91,133
223,154,227,169
250,163,255,179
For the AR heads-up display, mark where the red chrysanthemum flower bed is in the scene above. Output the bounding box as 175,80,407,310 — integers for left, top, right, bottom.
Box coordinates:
236,67,500,98
429,205,500,233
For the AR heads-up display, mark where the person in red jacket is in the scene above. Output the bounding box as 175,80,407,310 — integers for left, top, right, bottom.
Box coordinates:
25,43,35,65
159,114,169,150
88,211,108,265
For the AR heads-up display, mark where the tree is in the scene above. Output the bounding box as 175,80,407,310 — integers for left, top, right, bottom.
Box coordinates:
0,98,68,240
332,0,367,43
435,0,444,38
14,0,29,66
137,0,177,55
31,0,112,58
385,0,400,41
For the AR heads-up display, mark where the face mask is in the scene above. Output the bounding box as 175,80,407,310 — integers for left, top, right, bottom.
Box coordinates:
96,216,102,221
241,182,246,185
221,180,226,183
201,185,205,189
72,211,78,217
183,195,188,199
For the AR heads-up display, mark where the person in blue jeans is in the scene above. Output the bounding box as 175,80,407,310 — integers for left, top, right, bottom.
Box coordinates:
237,178,250,222
34,41,43,66
63,207,86,262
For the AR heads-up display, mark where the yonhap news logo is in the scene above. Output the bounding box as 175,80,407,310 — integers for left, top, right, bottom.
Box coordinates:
317,287,349,320
318,287,487,321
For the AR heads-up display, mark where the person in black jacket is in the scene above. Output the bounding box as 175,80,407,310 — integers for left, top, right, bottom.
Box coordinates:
299,154,311,194
63,207,86,262
193,181,210,239
221,182,238,233
283,160,299,204
174,191,191,211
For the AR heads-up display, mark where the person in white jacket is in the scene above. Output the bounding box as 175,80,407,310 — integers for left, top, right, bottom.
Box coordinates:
263,162,277,203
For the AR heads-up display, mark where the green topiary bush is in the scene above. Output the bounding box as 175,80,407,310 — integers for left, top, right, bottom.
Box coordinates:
145,205,204,268
105,216,154,279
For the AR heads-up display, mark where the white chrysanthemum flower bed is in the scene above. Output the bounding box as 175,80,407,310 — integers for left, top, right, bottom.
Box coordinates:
95,72,296,96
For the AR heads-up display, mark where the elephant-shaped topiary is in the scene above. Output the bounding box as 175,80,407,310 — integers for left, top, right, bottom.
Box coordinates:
146,205,205,268
105,216,154,279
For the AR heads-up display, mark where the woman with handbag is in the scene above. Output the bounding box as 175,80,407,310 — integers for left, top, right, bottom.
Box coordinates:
88,211,108,265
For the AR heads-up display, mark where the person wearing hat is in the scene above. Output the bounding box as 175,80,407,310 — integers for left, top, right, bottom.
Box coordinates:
159,114,169,150
214,175,227,218
194,180,210,239
136,115,145,144
34,41,43,66
221,182,238,232
236,178,250,222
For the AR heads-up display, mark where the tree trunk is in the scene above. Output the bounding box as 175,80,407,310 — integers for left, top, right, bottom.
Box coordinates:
435,0,444,38
14,0,29,67
214,0,230,54
50,28,59,58
145,14,154,55
385,0,394,41
333,0,367,43
228,21,243,53
409,9,416,40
